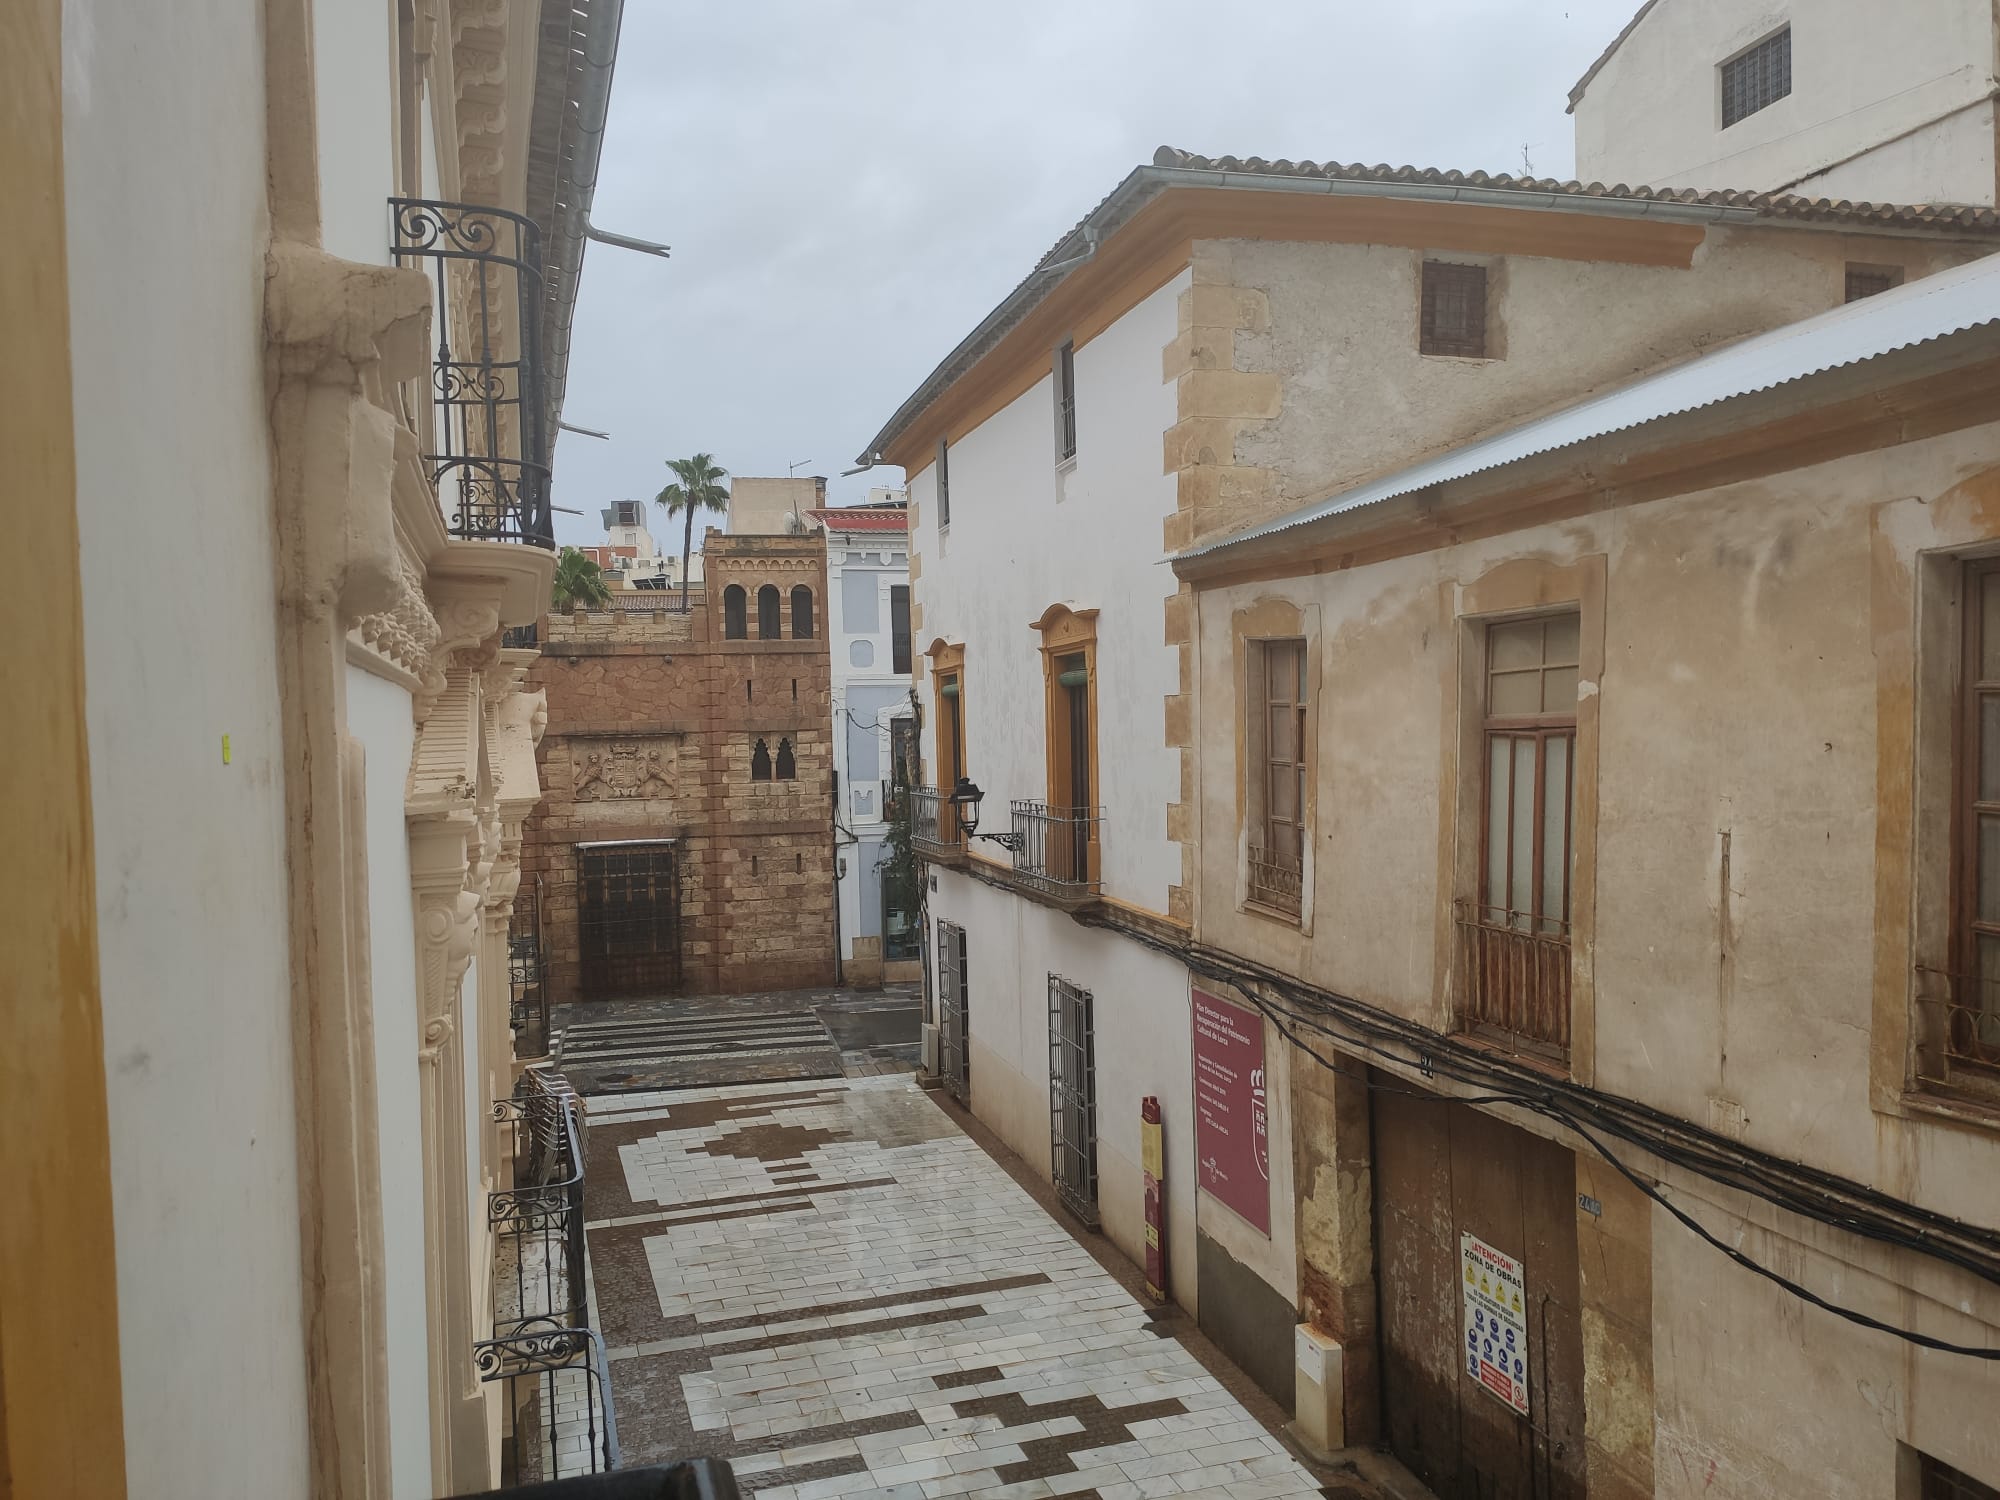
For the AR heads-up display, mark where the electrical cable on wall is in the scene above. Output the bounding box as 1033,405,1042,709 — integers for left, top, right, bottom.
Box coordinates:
1063,906,2000,1361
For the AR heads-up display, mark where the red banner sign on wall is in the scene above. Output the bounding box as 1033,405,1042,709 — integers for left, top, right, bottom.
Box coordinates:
1191,988,1270,1234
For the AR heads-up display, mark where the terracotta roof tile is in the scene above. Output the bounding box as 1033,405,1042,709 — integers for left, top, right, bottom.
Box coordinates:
806,507,908,533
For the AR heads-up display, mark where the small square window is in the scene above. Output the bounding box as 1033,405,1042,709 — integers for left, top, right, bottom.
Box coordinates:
1721,27,1791,128
1846,264,1904,303
1421,261,1488,359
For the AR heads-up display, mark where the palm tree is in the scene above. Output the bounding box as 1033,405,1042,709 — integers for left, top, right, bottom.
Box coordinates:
654,453,730,612
551,546,611,612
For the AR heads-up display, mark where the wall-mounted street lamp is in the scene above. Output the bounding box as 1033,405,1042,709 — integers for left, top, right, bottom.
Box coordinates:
947,777,1022,852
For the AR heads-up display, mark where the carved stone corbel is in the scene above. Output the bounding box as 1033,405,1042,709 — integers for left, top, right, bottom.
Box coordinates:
411,820,479,1065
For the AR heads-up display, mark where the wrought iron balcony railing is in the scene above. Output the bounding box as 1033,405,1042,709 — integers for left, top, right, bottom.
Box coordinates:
1247,844,1302,917
455,1458,744,1499
910,786,960,860
510,875,549,1058
487,1069,615,1481
1454,901,1571,1062
391,198,554,548
1914,966,2000,1102
1010,801,1102,902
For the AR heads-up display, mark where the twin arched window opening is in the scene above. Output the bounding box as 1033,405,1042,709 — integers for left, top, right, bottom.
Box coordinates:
750,736,797,782
724,582,815,641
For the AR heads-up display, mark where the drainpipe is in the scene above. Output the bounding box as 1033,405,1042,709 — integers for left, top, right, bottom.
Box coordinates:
831,768,844,986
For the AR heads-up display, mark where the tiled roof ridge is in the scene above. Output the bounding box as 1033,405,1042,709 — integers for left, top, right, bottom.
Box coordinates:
1148,146,2000,230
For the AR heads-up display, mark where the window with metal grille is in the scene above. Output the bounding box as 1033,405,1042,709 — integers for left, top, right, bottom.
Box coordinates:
1054,340,1077,462
936,438,951,529
890,585,912,674
1938,559,2000,1091
1047,975,1099,1226
1721,27,1790,128
1420,261,1488,358
1248,638,1307,917
1921,1453,2000,1500
1846,264,1904,303
937,921,970,1104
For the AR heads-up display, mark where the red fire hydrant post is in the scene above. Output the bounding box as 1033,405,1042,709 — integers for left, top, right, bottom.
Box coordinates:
1141,1095,1167,1302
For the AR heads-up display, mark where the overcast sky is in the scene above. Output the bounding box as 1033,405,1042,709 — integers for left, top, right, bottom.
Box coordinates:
549,0,1639,549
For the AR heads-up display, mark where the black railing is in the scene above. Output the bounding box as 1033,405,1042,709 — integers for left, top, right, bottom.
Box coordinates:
456,1459,744,1500
486,1069,615,1481
503,623,542,650
1010,801,1102,902
391,198,554,548
510,875,548,1058
1914,966,2000,1101
910,786,958,860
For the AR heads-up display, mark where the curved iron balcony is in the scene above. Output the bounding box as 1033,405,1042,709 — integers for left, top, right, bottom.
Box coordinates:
391,198,555,548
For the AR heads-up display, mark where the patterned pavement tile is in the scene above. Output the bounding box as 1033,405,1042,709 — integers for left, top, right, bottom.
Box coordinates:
581,1075,1324,1498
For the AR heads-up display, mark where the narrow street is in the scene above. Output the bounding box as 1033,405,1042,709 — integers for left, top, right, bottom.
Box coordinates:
561,991,1368,1499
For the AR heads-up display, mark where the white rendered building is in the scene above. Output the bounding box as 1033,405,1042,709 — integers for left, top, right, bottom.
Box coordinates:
810,495,919,984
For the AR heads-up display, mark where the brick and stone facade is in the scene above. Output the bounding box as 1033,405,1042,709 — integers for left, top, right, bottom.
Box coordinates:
521,531,837,1001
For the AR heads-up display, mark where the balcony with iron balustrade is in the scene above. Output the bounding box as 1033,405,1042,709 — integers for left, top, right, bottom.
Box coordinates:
391,198,555,549
909,786,965,864
1246,844,1302,919
1453,900,1572,1066
1008,801,1103,907
1913,965,2000,1112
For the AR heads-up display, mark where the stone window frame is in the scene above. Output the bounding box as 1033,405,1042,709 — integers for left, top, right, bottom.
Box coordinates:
1436,554,1605,1083
1229,595,1320,935
1877,488,2000,1131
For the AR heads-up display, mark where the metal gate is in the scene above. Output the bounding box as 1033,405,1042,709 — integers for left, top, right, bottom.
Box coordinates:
1048,974,1099,1227
937,921,970,1104
1371,1073,1586,1500
576,841,682,999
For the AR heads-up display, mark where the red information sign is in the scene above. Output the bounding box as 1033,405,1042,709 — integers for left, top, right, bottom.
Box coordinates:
1191,988,1269,1233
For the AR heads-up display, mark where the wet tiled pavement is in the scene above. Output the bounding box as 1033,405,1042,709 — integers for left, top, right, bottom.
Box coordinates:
581,1075,1329,1498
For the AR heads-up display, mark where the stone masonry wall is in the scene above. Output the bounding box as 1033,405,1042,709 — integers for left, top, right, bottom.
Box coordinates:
521,533,836,1001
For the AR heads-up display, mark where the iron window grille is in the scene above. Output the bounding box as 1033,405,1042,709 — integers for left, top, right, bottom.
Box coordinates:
389,199,554,547
575,841,683,999
935,439,951,529
509,874,549,1057
1721,27,1791,128
1846,264,1904,303
1420,261,1488,359
937,921,971,1105
1054,340,1077,461
1048,975,1099,1227
1919,1453,2000,1500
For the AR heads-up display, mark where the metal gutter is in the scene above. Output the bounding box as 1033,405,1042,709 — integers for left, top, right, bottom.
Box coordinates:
542,0,625,442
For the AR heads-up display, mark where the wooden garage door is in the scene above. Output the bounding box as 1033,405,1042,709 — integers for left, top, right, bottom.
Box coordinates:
1371,1072,1587,1500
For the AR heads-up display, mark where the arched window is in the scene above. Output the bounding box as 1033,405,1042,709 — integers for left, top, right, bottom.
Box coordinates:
723,584,747,640
776,737,797,781
791,585,815,640
750,738,772,781
757,584,781,639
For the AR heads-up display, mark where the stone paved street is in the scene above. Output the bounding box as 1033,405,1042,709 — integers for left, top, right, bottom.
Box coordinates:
580,1072,1336,1498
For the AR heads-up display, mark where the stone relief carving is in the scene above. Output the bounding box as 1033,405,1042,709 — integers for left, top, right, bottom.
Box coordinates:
573,739,678,802
354,544,442,680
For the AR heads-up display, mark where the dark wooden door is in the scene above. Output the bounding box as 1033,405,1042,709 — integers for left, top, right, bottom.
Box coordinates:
1371,1073,1586,1500
576,842,682,998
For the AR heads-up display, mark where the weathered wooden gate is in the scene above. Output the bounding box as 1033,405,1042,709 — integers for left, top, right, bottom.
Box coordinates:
1371,1073,1587,1500
576,840,682,999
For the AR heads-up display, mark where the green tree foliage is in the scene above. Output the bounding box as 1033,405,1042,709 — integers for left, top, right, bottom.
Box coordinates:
654,453,730,611
551,545,612,611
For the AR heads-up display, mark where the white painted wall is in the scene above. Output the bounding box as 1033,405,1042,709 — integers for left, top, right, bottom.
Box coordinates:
63,0,312,1490
314,0,397,265
908,270,1187,914
824,522,912,958
1572,0,1998,201
927,871,1208,1309
348,664,433,1499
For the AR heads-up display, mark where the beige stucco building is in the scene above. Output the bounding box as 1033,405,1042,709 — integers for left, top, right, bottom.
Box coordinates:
5,0,632,1495
874,99,2000,1500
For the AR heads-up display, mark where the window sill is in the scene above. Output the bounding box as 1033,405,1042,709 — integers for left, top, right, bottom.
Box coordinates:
1241,898,1303,929
1418,351,1499,364
1898,1086,2000,1135
1455,1025,1570,1079
1055,455,1078,477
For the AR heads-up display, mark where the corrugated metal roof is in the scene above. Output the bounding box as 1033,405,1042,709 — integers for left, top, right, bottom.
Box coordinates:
1177,250,2000,563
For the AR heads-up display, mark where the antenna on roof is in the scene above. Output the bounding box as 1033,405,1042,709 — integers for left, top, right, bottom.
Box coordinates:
788,457,814,476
